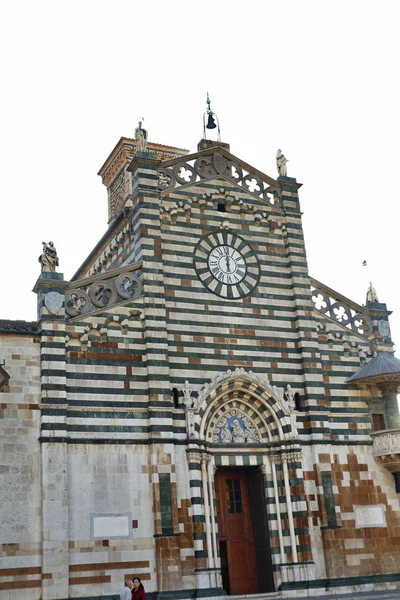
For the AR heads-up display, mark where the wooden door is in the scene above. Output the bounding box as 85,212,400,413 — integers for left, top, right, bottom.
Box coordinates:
215,469,258,595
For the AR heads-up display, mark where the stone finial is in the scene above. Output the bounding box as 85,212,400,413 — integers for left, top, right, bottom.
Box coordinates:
39,241,59,273
135,120,148,153
366,281,379,304
276,149,288,177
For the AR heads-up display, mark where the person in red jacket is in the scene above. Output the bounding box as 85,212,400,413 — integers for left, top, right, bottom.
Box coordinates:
131,576,146,600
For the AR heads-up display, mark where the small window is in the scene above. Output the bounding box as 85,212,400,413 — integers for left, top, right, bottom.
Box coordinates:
217,202,226,212
372,413,385,431
226,479,243,513
172,388,180,409
294,392,302,411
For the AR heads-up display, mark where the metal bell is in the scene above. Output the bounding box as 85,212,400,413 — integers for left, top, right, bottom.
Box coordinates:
206,113,217,129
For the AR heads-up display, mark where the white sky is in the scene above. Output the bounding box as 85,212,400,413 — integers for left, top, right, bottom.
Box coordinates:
1,1,399,356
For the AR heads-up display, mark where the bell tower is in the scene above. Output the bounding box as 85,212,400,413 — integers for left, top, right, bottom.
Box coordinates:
97,123,189,224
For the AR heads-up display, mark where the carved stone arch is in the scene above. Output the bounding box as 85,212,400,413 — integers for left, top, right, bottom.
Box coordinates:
66,334,82,351
104,316,122,337
120,309,144,335
195,369,292,444
79,324,101,345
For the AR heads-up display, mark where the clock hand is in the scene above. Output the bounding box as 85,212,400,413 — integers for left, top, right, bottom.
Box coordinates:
224,249,231,272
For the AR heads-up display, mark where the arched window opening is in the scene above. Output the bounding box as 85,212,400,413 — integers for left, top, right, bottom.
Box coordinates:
172,387,180,409
294,393,302,411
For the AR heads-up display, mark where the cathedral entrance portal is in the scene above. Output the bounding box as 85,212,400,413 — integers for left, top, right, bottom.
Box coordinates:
215,467,274,595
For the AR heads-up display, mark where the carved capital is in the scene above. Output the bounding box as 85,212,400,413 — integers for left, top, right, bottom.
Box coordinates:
186,451,202,464
268,452,281,465
201,454,212,466
379,381,400,396
268,448,302,465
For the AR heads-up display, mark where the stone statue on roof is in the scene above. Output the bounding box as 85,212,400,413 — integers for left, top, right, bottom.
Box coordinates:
39,241,59,273
276,149,288,177
366,282,379,304
135,120,148,153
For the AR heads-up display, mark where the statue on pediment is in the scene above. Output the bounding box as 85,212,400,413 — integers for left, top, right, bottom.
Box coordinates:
366,282,379,304
276,149,288,177
39,241,59,273
135,120,148,153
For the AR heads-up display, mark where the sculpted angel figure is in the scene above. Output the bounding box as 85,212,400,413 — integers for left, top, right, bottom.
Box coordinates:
244,422,260,442
183,380,193,408
285,384,296,411
39,241,59,272
276,149,288,177
220,425,232,443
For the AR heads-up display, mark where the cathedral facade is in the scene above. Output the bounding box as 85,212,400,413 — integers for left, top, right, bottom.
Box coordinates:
1,127,400,600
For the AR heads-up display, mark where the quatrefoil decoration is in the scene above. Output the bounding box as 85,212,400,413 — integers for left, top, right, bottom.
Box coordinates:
65,290,91,317
330,302,351,324
228,163,243,182
114,273,143,300
351,314,373,337
158,169,175,191
88,281,118,308
243,173,263,194
173,163,197,185
311,289,330,312
194,156,216,178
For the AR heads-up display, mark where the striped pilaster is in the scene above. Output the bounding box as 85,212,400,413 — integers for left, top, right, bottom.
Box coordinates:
129,154,172,422
186,450,208,570
150,443,183,591
33,273,69,599
280,177,326,426
268,449,311,566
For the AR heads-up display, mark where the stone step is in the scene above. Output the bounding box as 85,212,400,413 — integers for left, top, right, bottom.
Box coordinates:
228,589,400,600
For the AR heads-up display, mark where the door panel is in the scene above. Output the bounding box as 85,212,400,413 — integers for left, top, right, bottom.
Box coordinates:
215,469,258,595
247,469,275,592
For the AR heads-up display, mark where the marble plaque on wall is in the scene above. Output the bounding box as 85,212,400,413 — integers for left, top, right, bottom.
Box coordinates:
90,512,132,539
354,504,386,528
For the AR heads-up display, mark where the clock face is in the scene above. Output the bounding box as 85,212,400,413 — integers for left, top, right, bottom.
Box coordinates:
208,245,246,285
194,231,260,299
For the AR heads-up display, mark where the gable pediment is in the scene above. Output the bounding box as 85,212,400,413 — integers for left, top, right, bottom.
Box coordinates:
157,146,283,213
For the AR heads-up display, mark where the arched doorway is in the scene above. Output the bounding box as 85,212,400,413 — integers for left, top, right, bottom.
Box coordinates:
184,369,310,593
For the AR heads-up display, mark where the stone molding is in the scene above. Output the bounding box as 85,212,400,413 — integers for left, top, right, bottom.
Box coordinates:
372,429,400,456
194,367,291,416
372,429,400,472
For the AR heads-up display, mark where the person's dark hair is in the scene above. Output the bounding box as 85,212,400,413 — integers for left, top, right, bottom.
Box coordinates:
133,576,144,590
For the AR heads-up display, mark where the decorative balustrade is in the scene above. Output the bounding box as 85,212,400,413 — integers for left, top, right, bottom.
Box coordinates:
310,277,373,339
65,267,142,318
371,429,400,472
158,149,281,207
